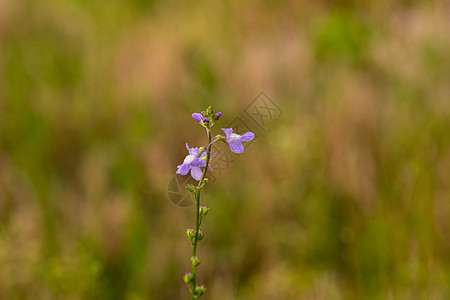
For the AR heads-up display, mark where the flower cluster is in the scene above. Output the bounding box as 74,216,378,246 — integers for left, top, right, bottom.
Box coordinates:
176,107,254,181
176,106,254,299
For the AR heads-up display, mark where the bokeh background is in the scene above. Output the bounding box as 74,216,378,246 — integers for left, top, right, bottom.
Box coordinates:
1,0,450,299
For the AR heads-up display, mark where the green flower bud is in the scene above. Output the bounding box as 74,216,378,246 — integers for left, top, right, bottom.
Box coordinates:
199,206,209,218
197,229,204,241
183,272,194,284
213,135,226,142
190,256,201,267
195,285,206,296
199,178,208,188
185,184,195,193
186,228,195,242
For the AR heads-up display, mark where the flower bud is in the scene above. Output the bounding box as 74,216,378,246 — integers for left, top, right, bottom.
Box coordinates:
190,256,201,267
202,118,209,124
215,112,222,119
186,228,195,241
198,147,206,156
197,229,204,241
185,184,195,193
195,285,206,296
183,272,194,284
213,135,226,142
201,111,206,115
199,206,209,218
199,178,208,189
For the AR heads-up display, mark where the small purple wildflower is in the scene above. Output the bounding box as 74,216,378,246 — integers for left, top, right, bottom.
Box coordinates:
222,128,255,154
176,143,207,180
192,113,203,123
215,112,222,119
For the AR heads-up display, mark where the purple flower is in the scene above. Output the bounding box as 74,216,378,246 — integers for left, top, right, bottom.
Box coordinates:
192,113,203,123
215,112,222,119
176,143,206,180
222,128,255,154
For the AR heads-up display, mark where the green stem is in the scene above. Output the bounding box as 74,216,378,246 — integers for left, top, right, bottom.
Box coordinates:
190,129,212,299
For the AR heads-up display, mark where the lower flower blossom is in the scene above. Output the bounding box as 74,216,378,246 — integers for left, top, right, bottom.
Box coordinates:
176,143,207,180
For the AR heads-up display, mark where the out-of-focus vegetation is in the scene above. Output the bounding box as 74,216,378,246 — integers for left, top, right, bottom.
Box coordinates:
1,0,449,299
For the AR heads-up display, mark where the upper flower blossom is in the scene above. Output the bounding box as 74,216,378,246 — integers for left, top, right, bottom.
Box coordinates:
176,143,207,181
191,113,203,123
222,128,255,154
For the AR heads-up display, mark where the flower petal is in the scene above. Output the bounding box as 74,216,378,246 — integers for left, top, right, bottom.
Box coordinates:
192,113,202,122
190,147,199,156
228,140,244,154
185,143,199,156
191,158,206,168
229,133,241,142
240,132,255,142
222,128,233,140
191,167,203,181
183,154,196,165
176,163,190,175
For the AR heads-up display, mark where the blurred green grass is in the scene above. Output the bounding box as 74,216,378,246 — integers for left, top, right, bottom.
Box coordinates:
1,0,450,299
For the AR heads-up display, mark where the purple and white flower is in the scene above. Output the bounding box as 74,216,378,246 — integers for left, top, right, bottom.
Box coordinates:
222,128,255,154
176,143,207,181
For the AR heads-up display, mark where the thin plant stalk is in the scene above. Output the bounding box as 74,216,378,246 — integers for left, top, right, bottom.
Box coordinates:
189,130,211,299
